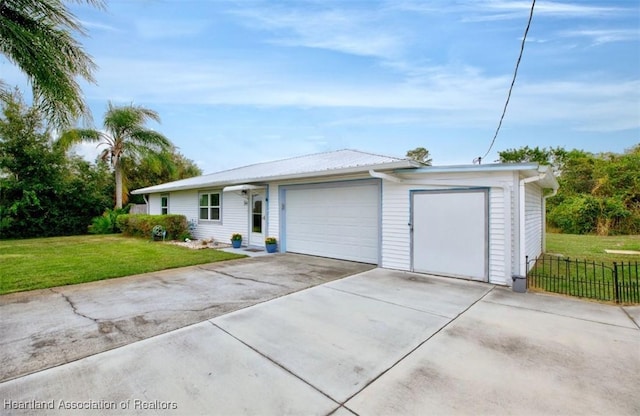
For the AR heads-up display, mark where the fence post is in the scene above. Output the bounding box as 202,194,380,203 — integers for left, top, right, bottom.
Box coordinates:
613,262,620,304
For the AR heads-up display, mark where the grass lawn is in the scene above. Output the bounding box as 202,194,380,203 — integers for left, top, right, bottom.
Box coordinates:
546,232,640,262
534,233,640,303
0,235,246,295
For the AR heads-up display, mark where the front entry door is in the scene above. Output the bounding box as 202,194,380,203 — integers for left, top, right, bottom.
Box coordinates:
249,190,265,246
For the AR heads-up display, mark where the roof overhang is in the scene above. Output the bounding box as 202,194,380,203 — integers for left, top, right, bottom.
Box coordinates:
131,159,419,194
387,162,559,191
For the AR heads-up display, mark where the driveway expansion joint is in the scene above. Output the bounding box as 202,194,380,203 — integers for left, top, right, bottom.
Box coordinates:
339,286,496,406
209,321,340,406
620,306,640,330
324,286,454,320
483,298,640,330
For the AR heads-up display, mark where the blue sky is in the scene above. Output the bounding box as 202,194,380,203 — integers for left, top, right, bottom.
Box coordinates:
2,0,639,173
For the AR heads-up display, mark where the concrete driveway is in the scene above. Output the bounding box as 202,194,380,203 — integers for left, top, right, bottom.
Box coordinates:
0,254,374,382
1,267,639,415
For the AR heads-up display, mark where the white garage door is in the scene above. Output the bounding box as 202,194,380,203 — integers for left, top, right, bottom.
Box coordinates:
412,189,488,281
284,182,379,264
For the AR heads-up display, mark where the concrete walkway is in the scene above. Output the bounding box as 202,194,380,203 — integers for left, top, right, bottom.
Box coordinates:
1,269,639,415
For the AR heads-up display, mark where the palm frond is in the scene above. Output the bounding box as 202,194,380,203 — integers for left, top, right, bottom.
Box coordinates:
0,0,99,128
56,128,103,150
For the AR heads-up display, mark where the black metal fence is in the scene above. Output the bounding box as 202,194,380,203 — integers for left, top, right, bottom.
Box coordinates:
526,255,640,304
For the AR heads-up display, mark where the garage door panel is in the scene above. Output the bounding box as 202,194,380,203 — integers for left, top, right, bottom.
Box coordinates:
285,184,379,264
412,190,488,281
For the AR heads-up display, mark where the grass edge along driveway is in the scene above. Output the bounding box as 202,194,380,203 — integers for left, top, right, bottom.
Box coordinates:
0,235,245,295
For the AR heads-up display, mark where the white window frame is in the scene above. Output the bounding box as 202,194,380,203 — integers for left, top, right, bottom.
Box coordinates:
160,194,169,215
199,191,221,221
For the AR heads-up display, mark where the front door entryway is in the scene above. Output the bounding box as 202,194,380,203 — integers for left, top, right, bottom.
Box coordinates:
249,190,265,246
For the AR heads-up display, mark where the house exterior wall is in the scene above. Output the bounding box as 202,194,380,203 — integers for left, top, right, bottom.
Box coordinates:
149,189,247,244
142,169,548,287
381,171,517,285
524,181,544,266
148,193,162,215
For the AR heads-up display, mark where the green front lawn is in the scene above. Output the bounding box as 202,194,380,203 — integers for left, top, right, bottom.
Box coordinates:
0,235,245,295
534,233,640,303
546,233,640,262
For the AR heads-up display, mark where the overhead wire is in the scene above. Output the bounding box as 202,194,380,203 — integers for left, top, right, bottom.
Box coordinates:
478,0,536,163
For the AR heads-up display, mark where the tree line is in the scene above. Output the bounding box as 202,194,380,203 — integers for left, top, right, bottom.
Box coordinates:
499,145,640,235
0,91,201,239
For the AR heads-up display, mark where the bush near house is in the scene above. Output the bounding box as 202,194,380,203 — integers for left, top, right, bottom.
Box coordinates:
116,214,188,240
88,208,128,234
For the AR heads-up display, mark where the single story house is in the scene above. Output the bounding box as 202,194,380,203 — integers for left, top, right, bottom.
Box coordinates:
132,149,558,286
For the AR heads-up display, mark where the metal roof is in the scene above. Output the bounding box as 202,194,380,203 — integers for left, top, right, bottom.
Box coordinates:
132,149,418,194
394,162,559,190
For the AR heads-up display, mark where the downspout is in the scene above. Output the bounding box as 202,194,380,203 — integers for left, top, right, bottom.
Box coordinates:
143,194,149,214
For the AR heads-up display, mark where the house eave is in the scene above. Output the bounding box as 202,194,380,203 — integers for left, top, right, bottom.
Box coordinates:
131,160,417,195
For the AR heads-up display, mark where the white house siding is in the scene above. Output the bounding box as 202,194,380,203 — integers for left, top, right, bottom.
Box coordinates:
524,182,544,266
267,184,279,239
379,183,411,270
148,193,162,215
195,191,248,243
381,171,515,285
148,189,249,244
488,187,507,285
167,190,198,221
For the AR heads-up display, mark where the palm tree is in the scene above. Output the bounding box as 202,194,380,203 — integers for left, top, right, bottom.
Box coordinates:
0,0,103,128
58,103,174,209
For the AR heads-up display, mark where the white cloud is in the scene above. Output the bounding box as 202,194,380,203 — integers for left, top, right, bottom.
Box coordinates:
230,6,404,60
461,0,625,22
83,52,638,134
80,20,119,33
559,29,639,45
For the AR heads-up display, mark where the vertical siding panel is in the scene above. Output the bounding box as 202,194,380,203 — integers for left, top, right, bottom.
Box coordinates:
381,182,411,270
148,194,161,214
167,190,198,222
489,188,506,285
525,182,543,262
267,184,279,239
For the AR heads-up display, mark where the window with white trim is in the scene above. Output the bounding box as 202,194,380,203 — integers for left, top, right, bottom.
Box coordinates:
161,195,169,215
199,192,221,221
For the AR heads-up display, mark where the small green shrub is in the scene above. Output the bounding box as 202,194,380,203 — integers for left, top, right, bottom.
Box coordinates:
88,208,128,234
116,214,188,240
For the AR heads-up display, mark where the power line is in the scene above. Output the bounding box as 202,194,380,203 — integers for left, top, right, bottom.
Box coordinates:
479,0,536,162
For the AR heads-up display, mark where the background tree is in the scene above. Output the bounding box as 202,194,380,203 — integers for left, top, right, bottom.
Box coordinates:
126,150,202,204
0,0,103,128
498,145,567,173
0,90,111,238
498,144,640,235
406,147,432,165
58,103,174,209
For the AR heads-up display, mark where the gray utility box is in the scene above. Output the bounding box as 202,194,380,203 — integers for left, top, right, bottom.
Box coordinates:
512,275,527,293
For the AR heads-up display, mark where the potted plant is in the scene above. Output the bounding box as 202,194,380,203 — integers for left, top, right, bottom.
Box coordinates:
265,237,277,253
231,233,242,248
